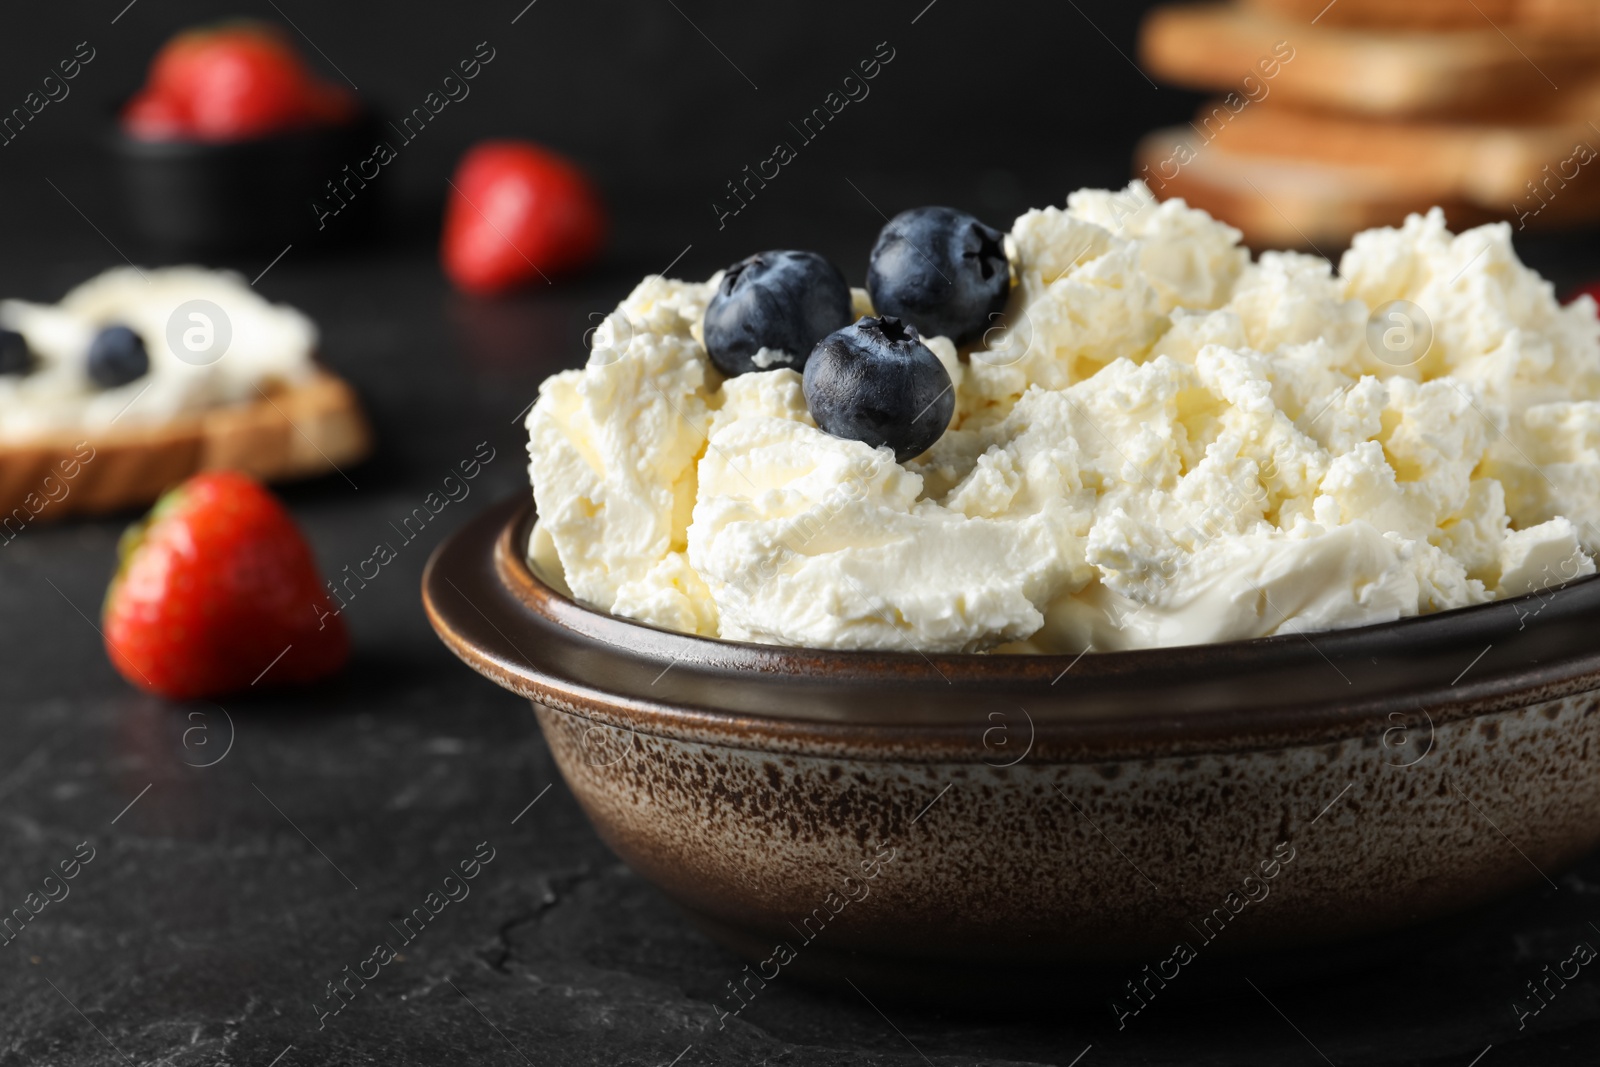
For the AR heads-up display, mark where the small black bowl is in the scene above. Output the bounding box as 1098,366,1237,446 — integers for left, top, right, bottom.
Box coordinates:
111,111,386,258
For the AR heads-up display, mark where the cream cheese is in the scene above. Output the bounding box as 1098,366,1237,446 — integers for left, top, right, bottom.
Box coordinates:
525,184,1598,653
0,267,317,441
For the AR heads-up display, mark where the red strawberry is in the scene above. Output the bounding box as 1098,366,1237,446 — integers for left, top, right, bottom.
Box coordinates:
103,471,348,700
121,90,189,140
181,31,315,141
441,140,606,295
145,27,217,100
125,22,355,143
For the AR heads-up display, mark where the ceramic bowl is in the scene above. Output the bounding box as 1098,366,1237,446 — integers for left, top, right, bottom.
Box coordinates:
424,497,1600,1000
111,113,384,256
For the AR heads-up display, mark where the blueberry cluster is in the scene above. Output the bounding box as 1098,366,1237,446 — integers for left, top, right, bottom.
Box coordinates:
701,206,1008,463
0,324,149,387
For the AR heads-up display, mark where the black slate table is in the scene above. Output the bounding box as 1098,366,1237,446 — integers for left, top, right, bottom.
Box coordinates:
7,138,1600,1066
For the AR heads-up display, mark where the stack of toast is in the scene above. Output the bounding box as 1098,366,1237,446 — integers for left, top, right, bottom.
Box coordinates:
1136,0,1600,248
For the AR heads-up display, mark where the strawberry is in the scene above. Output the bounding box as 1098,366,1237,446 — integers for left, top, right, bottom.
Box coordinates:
102,471,348,700
144,27,213,100
124,22,356,142
121,90,189,140
441,140,606,295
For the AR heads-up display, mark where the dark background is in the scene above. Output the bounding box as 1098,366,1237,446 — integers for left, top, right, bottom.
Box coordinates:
0,0,1194,286
4,1,1600,1065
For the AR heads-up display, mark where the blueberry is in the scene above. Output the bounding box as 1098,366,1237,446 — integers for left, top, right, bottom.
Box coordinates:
0,329,33,376
702,250,853,376
803,316,954,463
87,325,149,388
867,206,1010,345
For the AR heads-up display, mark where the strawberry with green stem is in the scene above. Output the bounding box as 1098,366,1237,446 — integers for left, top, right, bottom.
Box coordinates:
103,471,348,700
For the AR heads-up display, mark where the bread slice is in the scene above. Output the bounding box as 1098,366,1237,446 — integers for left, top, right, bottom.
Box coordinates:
0,368,370,521
1169,100,1600,205
1135,125,1600,249
1140,3,1600,116
1243,0,1600,34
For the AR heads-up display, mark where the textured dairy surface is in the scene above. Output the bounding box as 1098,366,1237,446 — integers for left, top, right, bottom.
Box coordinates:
525,183,1599,652
0,267,317,440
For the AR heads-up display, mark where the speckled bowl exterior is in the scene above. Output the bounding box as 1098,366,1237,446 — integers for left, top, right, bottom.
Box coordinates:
425,498,1600,997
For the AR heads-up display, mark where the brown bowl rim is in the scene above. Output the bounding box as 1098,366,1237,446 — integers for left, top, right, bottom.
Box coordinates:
422,496,1600,757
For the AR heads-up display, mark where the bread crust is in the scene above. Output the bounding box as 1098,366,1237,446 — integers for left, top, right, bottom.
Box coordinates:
1140,3,1600,117
0,368,370,520
1136,115,1600,249
1244,0,1600,32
